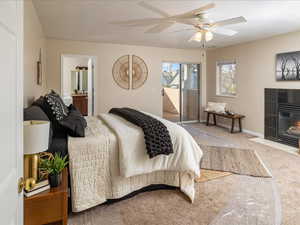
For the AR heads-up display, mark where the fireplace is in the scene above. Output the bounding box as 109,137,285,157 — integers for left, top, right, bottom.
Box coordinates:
265,89,300,147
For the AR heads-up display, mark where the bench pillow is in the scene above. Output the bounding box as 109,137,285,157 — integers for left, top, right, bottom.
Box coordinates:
206,102,227,113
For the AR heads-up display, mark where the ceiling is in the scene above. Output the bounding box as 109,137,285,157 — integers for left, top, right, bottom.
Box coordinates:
33,0,300,49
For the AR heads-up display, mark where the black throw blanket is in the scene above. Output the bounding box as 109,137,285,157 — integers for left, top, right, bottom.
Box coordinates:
109,107,173,158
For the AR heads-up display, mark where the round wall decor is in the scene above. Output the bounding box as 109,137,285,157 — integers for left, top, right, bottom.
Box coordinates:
112,55,148,90
132,55,148,89
112,55,130,89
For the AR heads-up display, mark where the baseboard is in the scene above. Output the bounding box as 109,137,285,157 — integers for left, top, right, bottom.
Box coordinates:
199,120,264,138
250,137,298,155
243,129,264,138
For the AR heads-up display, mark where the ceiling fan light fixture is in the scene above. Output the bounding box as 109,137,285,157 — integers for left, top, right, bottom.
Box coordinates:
205,31,213,42
193,31,202,42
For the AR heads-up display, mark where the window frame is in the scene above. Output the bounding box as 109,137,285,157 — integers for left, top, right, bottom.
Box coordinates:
216,61,237,98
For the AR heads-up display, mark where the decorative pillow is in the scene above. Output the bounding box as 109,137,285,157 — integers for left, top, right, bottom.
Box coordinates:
68,104,87,128
32,96,64,134
45,90,69,121
206,102,227,113
58,104,87,137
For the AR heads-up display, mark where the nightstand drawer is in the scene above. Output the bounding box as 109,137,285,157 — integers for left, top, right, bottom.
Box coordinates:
25,194,64,225
24,168,68,225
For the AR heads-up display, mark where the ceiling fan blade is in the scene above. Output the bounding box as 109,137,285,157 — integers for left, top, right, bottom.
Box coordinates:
211,27,237,36
138,1,170,18
191,3,216,15
213,16,247,27
145,22,174,33
171,28,195,33
174,3,215,19
111,18,166,26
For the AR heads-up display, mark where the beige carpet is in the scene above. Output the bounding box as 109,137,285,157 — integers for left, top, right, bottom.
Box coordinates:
200,145,272,178
68,123,300,225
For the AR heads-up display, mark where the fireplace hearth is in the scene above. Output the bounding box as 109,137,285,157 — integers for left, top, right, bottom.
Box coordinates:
265,89,300,147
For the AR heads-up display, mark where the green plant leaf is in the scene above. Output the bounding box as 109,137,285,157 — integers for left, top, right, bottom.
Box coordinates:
39,153,68,175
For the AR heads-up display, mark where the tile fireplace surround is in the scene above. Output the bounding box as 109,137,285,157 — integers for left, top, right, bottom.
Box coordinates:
265,88,300,147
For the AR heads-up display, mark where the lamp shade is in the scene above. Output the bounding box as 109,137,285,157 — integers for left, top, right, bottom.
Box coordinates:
23,120,50,155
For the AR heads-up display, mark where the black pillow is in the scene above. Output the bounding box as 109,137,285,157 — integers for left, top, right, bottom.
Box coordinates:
45,90,69,121
32,96,64,133
58,104,87,137
68,104,87,128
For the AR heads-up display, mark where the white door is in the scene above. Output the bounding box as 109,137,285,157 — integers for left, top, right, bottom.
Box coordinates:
0,0,24,225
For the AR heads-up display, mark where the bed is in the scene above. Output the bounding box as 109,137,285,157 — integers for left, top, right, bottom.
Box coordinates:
24,104,202,213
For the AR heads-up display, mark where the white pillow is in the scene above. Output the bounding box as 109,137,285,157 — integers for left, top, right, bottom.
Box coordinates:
206,102,227,113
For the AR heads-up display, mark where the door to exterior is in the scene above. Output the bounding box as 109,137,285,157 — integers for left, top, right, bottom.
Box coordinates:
0,1,24,224
162,63,181,122
162,62,200,123
180,63,200,122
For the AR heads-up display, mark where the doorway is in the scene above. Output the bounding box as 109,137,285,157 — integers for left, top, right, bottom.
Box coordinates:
162,62,200,123
61,54,96,116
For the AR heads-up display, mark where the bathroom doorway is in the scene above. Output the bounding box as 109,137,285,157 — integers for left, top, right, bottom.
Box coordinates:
61,54,96,116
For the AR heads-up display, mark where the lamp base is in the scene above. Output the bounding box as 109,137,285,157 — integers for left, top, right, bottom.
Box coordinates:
24,153,39,182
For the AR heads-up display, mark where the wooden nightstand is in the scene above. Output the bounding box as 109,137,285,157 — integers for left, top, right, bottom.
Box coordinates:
24,168,68,225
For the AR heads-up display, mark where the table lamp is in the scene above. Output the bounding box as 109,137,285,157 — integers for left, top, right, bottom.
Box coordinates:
23,120,50,183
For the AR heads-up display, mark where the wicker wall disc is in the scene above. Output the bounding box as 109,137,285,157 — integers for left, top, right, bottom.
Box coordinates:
112,55,130,89
132,55,148,89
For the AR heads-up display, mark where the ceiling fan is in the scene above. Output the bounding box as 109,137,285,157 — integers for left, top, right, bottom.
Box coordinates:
112,2,247,43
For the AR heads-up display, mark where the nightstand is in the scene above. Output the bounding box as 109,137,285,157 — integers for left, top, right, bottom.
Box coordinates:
24,168,68,225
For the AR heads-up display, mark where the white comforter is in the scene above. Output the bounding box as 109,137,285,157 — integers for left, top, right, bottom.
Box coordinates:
68,114,202,212
100,113,202,179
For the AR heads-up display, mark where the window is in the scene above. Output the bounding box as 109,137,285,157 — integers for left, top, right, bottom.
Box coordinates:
216,61,236,97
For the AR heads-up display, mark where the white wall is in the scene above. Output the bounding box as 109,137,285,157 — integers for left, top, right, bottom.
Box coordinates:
23,0,46,107
206,31,300,135
46,39,206,116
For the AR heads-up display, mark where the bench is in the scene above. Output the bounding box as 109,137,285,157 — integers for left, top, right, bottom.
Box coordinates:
204,110,245,133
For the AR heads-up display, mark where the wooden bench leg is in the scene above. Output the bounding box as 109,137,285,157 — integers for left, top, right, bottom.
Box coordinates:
213,114,217,126
231,118,235,133
206,113,210,126
239,118,242,132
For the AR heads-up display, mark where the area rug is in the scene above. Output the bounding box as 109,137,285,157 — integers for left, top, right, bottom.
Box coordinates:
195,169,232,183
200,145,272,178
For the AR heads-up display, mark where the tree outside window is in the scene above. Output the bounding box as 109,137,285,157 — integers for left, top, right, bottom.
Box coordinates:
216,62,236,97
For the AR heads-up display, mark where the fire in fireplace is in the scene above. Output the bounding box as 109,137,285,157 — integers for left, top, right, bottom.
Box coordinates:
287,121,300,136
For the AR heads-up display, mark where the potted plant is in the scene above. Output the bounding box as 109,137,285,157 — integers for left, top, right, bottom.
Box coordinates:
39,153,68,187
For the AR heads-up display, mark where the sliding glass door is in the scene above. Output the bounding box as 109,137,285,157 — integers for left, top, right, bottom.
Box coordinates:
162,62,200,123
181,63,200,122
162,63,181,122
